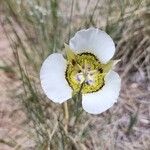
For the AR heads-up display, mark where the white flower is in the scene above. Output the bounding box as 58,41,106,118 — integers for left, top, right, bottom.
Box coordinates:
40,28,121,114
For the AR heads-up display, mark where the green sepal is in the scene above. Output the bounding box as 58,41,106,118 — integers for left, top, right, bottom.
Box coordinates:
102,59,121,73
64,43,77,62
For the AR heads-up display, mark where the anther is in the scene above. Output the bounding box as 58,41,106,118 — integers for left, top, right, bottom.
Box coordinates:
78,70,82,73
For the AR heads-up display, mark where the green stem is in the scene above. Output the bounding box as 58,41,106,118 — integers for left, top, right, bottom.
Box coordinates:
63,101,69,133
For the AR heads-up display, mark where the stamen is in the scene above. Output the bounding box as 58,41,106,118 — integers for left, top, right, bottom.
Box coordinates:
77,63,83,72
84,59,87,70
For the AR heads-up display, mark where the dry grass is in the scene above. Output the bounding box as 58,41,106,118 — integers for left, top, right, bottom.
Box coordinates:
0,0,150,149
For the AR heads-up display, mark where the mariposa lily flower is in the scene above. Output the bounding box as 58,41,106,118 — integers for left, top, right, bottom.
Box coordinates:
40,28,121,114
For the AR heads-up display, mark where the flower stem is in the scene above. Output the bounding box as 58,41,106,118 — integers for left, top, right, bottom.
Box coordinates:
63,101,69,133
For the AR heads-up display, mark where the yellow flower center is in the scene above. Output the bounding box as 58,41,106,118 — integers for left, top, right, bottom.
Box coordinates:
65,53,105,94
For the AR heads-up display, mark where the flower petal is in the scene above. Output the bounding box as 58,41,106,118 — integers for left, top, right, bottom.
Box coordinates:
82,71,121,114
69,27,115,63
40,53,72,103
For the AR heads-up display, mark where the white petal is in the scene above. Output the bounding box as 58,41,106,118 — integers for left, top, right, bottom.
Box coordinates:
40,53,72,103
82,71,121,114
69,27,115,63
